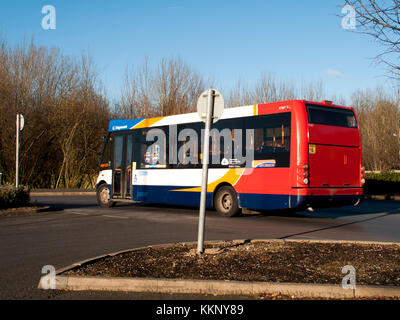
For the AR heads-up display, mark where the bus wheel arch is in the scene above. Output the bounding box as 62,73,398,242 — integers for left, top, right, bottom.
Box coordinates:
213,183,242,217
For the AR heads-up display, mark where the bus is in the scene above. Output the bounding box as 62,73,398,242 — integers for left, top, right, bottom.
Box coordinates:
96,100,364,217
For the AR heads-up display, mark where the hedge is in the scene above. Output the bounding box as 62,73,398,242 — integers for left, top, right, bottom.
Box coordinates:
0,185,30,209
364,172,400,196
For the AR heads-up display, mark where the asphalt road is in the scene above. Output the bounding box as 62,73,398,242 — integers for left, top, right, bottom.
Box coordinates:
0,195,399,300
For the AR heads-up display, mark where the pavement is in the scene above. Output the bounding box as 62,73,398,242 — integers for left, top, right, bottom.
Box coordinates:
0,194,399,299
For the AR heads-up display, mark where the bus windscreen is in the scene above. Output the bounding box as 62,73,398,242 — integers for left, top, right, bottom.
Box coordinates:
306,104,357,128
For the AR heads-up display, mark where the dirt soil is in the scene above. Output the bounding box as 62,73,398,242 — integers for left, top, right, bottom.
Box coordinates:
0,206,49,217
64,240,400,287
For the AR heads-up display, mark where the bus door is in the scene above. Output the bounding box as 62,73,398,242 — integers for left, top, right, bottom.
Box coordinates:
124,135,133,198
112,134,133,199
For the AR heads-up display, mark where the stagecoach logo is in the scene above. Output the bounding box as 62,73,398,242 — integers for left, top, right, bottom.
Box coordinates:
221,158,229,166
112,125,128,131
253,160,276,168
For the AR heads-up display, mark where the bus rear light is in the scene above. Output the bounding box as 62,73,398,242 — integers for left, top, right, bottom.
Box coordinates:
361,166,365,185
298,164,309,185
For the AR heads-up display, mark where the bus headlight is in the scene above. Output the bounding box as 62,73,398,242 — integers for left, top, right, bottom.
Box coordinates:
303,178,309,185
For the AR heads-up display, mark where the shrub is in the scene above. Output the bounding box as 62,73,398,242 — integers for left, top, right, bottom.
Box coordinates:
0,185,30,209
364,172,400,195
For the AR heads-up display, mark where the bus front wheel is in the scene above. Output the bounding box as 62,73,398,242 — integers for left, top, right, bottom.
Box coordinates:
215,186,242,217
97,184,115,208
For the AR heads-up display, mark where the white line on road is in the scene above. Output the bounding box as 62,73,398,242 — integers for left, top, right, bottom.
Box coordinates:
102,215,129,220
68,211,89,216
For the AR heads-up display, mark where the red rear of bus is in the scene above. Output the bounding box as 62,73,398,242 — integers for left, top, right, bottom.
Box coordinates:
234,99,363,212
295,101,363,209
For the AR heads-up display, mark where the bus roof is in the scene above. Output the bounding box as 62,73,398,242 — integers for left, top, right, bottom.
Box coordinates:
108,99,352,132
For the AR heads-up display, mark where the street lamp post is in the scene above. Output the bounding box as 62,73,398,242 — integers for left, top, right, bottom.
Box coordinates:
15,114,24,188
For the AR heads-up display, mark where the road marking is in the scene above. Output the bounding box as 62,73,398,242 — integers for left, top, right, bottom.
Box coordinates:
102,215,129,220
68,211,89,216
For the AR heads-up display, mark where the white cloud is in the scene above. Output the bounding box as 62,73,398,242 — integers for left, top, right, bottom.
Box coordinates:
326,69,344,78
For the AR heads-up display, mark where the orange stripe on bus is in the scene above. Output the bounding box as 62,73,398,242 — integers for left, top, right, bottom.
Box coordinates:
132,117,164,129
253,104,258,116
171,168,245,193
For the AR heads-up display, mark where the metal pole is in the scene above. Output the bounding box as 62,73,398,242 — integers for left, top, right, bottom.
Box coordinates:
197,89,214,253
16,114,20,188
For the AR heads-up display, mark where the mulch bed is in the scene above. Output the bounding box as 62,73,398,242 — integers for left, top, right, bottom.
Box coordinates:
0,206,49,217
64,240,400,287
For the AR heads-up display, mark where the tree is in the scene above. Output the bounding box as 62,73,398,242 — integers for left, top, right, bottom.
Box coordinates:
351,87,400,171
0,39,110,188
227,73,327,108
117,57,207,119
345,0,400,77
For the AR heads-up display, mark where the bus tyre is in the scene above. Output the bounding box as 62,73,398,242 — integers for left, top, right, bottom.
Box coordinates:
215,186,241,217
97,184,115,208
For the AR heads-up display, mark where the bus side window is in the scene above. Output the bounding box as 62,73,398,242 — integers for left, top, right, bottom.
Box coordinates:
245,113,291,168
210,118,244,168
135,127,168,169
126,134,133,167
100,134,112,170
175,123,202,168
113,135,124,169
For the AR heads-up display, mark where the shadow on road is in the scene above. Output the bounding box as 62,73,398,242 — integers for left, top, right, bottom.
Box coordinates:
31,194,400,223
240,199,400,220
277,210,399,240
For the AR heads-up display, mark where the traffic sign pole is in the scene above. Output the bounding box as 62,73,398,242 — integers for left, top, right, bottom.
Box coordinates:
16,114,20,188
197,89,214,253
15,114,24,188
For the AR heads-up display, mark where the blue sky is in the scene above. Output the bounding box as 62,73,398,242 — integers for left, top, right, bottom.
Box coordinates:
0,0,394,103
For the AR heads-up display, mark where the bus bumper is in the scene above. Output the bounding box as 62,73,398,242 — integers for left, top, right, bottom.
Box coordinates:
290,189,364,210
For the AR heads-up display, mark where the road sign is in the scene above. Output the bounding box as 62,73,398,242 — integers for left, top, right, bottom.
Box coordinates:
18,114,24,131
197,89,224,123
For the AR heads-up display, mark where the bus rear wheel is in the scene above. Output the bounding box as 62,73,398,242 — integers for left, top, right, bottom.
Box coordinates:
215,186,241,217
97,184,115,208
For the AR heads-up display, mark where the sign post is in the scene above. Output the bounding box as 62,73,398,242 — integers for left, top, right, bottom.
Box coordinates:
196,89,224,253
16,114,24,188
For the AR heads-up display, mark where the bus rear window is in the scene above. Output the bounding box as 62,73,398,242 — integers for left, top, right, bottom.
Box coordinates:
306,104,357,128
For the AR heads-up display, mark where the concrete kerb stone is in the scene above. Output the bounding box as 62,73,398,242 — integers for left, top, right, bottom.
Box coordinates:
30,191,96,196
355,285,400,298
38,239,400,299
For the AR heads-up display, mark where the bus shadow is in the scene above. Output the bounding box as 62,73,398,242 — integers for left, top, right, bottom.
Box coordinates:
31,196,400,220
30,198,99,211
277,209,400,240
240,199,400,220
